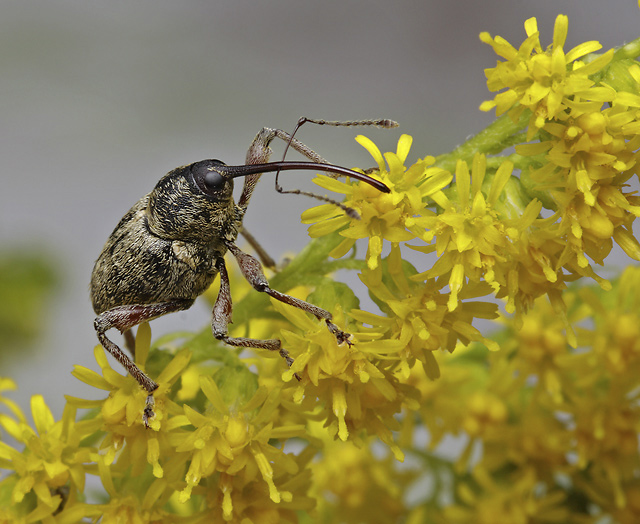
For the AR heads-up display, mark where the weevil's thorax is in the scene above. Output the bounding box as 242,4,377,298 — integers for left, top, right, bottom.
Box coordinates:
146,161,240,245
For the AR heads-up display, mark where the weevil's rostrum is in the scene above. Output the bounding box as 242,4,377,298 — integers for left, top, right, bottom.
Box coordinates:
90,119,396,426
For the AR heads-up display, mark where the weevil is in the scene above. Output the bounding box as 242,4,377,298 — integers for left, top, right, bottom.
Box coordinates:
90,118,396,426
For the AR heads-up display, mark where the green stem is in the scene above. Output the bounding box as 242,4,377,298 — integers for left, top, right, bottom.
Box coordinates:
434,110,530,172
611,36,640,61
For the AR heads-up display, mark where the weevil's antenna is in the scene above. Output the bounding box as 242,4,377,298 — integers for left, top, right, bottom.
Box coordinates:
274,117,398,219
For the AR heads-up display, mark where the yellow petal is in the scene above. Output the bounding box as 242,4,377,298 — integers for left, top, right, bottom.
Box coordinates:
329,238,356,259
31,395,54,435
307,217,346,237
565,41,604,64
253,448,281,503
479,99,497,112
355,135,385,172
301,203,339,222
471,154,486,196
524,17,539,39
135,322,152,366
156,348,191,384
367,236,383,270
455,160,470,208
552,14,568,50
332,384,349,441
147,437,164,478
396,134,413,163
488,160,513,205
199,376,228,414
313,175,353,194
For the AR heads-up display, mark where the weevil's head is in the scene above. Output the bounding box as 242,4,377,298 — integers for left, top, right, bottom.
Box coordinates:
146,158,391,243
146,159,238,243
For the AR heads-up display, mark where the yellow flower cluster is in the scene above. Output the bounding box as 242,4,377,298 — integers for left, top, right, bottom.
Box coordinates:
434,267,640,523
304,13,640,330
483,15,640,312
479,15,613,138
1,327,314,523
1,12,639,524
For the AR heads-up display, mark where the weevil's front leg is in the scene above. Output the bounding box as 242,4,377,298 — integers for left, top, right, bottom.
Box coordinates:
239,118,398,212
238,125,327,266
226,243,353,346
238,127,330,212
245,127,330,166
211,258,300,379
94,299,194,426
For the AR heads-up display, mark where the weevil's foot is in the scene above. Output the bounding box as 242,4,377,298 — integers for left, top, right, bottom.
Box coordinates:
279,347,294,368
279,347,303,381
326,320,353,347
143,394,155,428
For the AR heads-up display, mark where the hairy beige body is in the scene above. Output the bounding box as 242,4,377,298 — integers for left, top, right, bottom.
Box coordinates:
91,193,232,315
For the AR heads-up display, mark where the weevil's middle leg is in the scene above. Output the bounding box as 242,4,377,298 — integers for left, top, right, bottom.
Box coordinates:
212,258,300,379
226,243,353,347
240,228,276,270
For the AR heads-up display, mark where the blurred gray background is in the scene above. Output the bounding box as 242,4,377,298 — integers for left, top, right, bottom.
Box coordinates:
2,0,639,419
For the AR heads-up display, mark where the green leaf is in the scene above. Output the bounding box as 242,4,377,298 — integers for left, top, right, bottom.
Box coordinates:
307,279,360,314
0,249,58,358
179,328,240,367
214,364,259,408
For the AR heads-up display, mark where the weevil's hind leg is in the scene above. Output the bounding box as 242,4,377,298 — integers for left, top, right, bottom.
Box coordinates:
212,258,301,380
227,243,353,346
94,299,194,426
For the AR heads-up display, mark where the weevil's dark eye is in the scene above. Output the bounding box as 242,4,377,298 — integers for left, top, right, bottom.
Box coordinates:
191,159,229,196
204,170,225,190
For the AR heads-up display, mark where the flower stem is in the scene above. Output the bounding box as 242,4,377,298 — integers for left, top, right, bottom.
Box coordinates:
434,111,530,172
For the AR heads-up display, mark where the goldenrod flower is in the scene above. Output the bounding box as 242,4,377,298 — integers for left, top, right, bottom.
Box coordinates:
302,134,451,270
170,376,307,514
480,14,613,138
519,102,640,267
189,464,315,524
442,467,569,523
312,440,413,524
0,397,92,520
412,155,524,310
69,325,191,482
70,323,189,432
270,298,414,461
89,472,180,524
353,248,499,379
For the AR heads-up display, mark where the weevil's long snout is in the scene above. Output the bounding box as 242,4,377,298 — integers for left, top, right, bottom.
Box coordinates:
220,161,390,193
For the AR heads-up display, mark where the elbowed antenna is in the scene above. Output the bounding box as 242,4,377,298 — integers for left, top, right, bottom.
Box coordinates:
219,161,391,194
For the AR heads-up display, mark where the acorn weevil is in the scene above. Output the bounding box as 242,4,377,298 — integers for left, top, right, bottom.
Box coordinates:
90,118,396,426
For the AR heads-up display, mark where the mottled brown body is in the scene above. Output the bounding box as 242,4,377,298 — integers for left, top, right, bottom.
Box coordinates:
91,166,237,315
89,119,396,427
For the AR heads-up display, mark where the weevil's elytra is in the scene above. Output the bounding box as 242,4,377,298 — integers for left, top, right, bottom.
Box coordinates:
90,118,397,426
